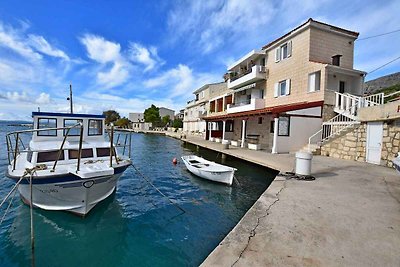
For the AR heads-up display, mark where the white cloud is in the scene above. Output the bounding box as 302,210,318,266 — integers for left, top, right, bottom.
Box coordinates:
168,0,276,54
36,92,51,104
0,91,51,104
0,22,42,61
128,42,164,72
144,64,221,98
28,34,69,60
80,34,121,63
80,34,132,88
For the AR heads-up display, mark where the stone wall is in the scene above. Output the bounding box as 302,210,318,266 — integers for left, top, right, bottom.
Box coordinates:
321,121,400,168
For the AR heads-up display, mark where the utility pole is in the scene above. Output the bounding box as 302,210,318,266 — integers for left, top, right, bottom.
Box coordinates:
67,83,73,114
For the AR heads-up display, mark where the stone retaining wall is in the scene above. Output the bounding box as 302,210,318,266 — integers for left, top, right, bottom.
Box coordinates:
321,121,400,168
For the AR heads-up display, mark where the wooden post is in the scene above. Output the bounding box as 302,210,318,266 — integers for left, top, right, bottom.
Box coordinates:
13,133,19,171
110,125,114,167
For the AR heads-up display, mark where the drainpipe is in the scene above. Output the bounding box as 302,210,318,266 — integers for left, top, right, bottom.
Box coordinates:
208,122,212,140
222,120,226,141
272,116,279,154
241,119,246,148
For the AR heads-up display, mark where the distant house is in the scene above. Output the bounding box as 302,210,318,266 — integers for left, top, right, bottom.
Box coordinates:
129,112,151,131
159,107,175,120
183,82,227,138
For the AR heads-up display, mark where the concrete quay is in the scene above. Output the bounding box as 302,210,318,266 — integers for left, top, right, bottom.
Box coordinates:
174,136,400,267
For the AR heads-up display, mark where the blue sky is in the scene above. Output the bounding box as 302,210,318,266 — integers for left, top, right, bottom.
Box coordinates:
0,0,399,120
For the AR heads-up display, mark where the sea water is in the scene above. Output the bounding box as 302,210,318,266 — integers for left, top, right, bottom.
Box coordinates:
0,121,277,266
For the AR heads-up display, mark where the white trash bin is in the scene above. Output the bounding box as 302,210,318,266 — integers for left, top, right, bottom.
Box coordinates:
295,151,313,176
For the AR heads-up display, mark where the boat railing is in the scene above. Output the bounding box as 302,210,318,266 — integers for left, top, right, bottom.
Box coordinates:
6,124,132,172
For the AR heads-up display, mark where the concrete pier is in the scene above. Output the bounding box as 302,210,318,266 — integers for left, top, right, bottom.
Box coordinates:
173,135,400,266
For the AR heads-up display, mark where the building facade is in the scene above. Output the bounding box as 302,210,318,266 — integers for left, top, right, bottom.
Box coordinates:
159,107,175,120
129,112,152,131
202,18,367,153
183,82,227,138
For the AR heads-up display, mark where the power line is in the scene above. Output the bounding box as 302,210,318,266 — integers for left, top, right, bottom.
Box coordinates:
357,28,400,41
367,55,400,75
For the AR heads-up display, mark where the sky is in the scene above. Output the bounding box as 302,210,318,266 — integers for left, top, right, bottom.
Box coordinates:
0,0,399,120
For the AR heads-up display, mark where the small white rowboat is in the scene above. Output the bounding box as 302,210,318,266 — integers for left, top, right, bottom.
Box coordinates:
181,155,237,185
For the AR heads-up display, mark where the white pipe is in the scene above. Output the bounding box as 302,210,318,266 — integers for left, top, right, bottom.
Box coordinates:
272,117,279,154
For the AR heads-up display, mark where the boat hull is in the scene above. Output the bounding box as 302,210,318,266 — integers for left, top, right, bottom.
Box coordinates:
11,164,130,216
182,158,234,185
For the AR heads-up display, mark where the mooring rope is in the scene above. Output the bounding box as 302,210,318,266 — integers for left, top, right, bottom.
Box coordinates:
0,183,19,225
278,172,315,181
130,164,186,214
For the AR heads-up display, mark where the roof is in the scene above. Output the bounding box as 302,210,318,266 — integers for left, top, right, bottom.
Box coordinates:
204,101,324,121
193,82,226,94
227,50,265,71
32,112,105,119
262,18,359,50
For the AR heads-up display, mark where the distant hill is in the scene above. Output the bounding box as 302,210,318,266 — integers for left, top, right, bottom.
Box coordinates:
364,72,400,94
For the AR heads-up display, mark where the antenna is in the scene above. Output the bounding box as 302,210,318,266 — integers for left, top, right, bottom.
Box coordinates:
67,83,73,114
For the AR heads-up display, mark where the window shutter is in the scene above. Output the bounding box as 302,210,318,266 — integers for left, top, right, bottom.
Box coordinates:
308,73,315,92
287,41,292,57
285,79,291,95
274,83,279,97
275,48,281,62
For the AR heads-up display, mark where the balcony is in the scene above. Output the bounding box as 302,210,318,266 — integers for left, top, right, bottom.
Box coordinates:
228,65,268,89
226,98,265,114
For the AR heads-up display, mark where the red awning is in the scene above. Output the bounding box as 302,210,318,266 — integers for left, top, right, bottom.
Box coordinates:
204,101,324,121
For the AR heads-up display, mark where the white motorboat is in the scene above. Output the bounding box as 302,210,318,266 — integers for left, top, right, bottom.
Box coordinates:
6,112,132,216
393,154,400,174
181,155,236,185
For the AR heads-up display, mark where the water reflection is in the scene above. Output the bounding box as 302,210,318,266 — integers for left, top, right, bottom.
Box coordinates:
5,193,129,267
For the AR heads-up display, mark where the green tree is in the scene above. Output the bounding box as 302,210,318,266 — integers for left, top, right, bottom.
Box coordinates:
144,105,161,124
103,110,120,125
162,115,171,126
115,117,130,128
172,119,183,129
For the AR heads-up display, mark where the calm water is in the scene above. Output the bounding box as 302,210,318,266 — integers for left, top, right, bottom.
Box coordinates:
0,121,277,266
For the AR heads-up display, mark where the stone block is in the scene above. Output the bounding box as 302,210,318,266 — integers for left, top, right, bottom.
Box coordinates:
381,151,388,159
344,140,356,148
394,139,399,146
343,146,350,152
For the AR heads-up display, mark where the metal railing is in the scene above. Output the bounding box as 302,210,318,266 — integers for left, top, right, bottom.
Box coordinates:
229,65,267,82
6,124,133,173
308,104,360,151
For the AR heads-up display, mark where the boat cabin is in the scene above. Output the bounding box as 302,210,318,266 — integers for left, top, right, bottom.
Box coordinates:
32,112,106,142
27,112,114,165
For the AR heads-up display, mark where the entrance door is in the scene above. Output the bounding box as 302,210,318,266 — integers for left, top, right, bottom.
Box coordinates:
339,81,345,93
338,81,345,106
366,122,383,164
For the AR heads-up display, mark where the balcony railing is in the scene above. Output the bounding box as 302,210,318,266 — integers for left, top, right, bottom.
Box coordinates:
228,65,267,89
228,99,251,108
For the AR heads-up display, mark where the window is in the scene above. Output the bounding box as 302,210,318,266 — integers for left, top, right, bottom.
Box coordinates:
308,71,321,92
332,55,342,66
37,118,57,136
88,119,103,136
37,150,64,163
96,147,115,157
278,117,290,136
274,79,291,97
225,120,234,132
64,119,82,136
201,91,205,98
195,94,199,101
270,121,275,133
68,149,93,159
275,41,292,62
27,151,33,162
258,117,263,124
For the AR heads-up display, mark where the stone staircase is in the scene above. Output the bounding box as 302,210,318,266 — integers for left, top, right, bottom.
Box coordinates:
306,92,384,154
